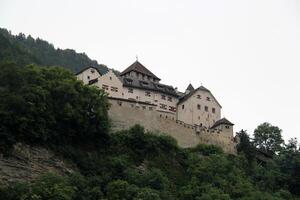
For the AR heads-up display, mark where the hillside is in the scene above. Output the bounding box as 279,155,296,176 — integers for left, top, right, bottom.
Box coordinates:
0,62,299,200
0,28,107,74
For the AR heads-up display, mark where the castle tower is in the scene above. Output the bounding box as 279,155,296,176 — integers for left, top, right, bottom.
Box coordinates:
120,61,161,83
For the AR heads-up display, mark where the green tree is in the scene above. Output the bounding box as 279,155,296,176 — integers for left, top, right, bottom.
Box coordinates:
236,130,256,162
0,62,110,153
254,122,284,155
106,180,138,200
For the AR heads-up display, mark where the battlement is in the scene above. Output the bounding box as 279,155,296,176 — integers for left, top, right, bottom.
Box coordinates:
108,98,237,154
76,61,237,154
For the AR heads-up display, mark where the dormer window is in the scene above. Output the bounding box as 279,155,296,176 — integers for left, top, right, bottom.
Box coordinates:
157,84,164,89
141,81,148,86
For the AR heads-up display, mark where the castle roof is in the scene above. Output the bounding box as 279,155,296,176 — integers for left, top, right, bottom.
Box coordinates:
178,85,221,107
75,66,102,76
120,76,179,97
120,61,161,80
211,118,234,129
186,83,195,91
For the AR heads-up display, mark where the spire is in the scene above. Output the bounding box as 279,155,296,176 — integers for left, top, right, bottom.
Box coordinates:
186,83,194,92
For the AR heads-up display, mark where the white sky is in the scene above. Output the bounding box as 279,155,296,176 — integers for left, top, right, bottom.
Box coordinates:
1,0,300,141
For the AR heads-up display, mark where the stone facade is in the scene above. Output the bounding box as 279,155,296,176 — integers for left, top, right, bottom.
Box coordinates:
76,60,237,154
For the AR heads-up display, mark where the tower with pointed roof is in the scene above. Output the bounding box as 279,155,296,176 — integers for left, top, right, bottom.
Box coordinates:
120,61,161,83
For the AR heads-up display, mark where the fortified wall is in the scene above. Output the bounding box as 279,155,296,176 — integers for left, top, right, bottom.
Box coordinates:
109,98,237,154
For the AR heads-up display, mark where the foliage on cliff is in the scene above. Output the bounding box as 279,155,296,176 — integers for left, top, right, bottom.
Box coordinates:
0,28,107,73
0,62,110,155
0,63,300,199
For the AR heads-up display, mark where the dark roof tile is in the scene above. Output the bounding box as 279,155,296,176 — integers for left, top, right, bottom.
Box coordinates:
211,118,234,129
120,61,160,80
120,76,178,97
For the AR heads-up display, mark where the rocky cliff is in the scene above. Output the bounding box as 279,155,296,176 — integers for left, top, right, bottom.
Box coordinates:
0,143,75,185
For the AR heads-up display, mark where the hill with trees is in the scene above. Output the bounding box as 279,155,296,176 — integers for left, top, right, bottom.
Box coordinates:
0,61,299,200
0,28,108,74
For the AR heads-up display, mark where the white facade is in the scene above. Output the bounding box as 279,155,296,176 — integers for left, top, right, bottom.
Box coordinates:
76,61,233,131
76,67,101,85
177,89,221,128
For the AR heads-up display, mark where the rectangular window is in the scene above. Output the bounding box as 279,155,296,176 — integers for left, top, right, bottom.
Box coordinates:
197,104,201,110
159,104,167,110
212,108,216,113
111,86,118,92
182,104,185,109
128,88,133,93
102,84,109,90
167,97,172,102
169,106,176,112
205,106,208,112
145,91,151,97
161,95,166,100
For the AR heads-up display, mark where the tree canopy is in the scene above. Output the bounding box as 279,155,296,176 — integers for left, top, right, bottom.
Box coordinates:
254,122,284,155
0,62,110,154
0,28,107,74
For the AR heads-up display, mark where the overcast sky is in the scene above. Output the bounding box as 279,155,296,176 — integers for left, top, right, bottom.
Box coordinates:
1,0,300,141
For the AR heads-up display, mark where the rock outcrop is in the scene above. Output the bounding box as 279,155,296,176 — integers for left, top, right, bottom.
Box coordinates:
0,143,75,185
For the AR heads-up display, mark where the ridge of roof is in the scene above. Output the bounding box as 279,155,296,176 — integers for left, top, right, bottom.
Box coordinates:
211,118,234,129
120,61,160,80
75,66,102,76
178,85,222,107
186,83,195,91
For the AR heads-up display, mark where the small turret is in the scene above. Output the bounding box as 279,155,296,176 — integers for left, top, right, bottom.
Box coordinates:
185,83,194,94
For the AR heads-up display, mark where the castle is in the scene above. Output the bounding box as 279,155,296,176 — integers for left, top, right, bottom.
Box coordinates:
76,60,237,154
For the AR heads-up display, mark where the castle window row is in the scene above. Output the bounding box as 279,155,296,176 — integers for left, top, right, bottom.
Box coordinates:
128,103,154,111
111,86,118,92
102,84,109,90
196,95,213,102
161,95,172,102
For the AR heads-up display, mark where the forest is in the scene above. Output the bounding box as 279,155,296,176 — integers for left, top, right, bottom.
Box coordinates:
0,61,299,200
0,29,299,199
0,28,107,74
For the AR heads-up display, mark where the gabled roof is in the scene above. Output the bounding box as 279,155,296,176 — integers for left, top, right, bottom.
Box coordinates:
75,66,102,76
178,85,221,108
120,61,160,80
186,84,194,92
211,118,234,129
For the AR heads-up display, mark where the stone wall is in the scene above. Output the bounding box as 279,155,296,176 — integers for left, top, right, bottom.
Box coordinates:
108,98,237,154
